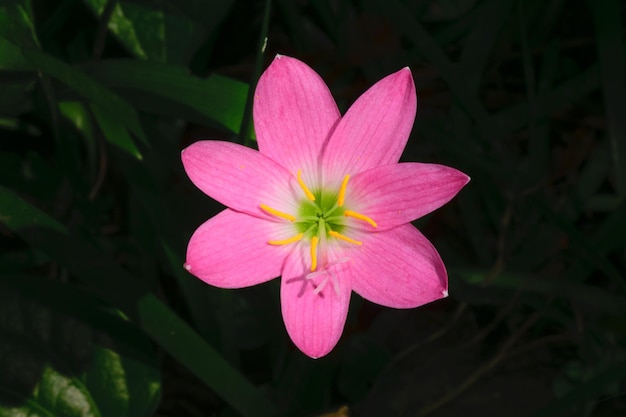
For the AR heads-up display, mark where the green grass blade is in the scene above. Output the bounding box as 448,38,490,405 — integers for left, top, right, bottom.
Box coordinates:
0,185,278,417
86,59,247,133
0,186,65,233
90,102,142,160
0,282,161,417
20,47,147,145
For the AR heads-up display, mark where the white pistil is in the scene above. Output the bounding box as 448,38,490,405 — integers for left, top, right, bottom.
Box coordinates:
305,257,350,296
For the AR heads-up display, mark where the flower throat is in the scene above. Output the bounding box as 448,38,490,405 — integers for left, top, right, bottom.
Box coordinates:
260,170,377,277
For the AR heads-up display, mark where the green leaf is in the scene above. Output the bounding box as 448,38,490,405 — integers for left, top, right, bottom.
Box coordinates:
58,101,97,165
87,0,150,60
83,0,232,65
0,186,278,417
0,185,65,233
90,102,142,160
19,47,147,148
87,59,247,133
0,0,39,48
0,35,31,70
0,283,161,417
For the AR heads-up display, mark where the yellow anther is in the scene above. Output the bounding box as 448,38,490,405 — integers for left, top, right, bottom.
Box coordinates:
268,233,304,245
337,174,350,207
328,230,362,245
260,204,296,222
310,236,319,271
344,210,378,228
297,170,316,201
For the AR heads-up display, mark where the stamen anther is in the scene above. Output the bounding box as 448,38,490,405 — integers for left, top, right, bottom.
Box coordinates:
310,235,319,271
260,204,296,222
344,210,378,228
337,175,350,207
297,170,316,201
328,230,362,245
268,233,304,245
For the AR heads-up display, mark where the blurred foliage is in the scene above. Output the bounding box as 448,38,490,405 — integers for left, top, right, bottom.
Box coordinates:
0,0,625,416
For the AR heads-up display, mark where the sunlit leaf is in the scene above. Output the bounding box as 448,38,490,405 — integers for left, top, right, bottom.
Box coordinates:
0,0,39,48
87,59,247,133
82,0,223,65
0,283,161,417
19,47,147,147
59,101,97,164
0,186,278,417
90,102,142,160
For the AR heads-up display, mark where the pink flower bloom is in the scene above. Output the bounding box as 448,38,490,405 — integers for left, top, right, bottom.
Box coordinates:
182,55,469,358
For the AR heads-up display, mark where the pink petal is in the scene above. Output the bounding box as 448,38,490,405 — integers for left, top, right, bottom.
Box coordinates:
185,209,289,288
254,55,341,184
347,163,470,231
181,140,297,219
346,224,448,308
280,247,351,358
321,67,417,184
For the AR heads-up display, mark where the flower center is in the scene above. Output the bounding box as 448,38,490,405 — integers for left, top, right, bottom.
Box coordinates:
260,169,377,281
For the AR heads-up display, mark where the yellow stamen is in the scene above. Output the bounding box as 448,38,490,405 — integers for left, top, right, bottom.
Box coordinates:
268,233,304,245
328,230,362,245
297,170,316,201
260,204,295,222
337,174,350,207
310,235,319,271
344,210,378,228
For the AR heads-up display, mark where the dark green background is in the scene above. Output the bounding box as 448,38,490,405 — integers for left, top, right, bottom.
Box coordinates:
1,0,625,416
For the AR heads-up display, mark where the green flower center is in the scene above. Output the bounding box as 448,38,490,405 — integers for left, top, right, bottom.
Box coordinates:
260,170,377,273
296,189,346,237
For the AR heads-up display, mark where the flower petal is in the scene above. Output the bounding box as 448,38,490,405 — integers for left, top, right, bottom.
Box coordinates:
185,209,289,288
346,224,448,308
321,67,417,183
347,163,470,231
280,247,351,358
254,55,341,184
181,140,298,219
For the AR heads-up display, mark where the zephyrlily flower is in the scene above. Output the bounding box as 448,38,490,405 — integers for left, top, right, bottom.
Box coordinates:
182,55,469,358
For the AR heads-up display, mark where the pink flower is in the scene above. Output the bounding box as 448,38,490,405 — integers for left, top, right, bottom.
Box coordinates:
181,55,469,358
